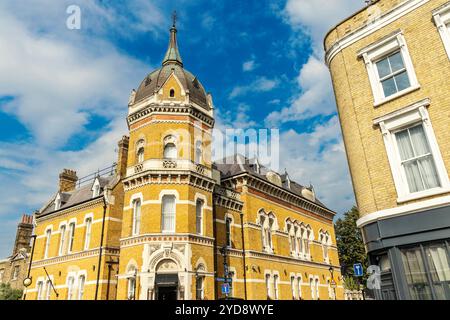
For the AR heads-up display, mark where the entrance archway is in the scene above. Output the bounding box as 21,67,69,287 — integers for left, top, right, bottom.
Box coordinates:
155,259,179,300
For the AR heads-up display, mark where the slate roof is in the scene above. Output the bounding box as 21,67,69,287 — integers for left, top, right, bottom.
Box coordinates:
213,154,329,210
39,175,116,216
134,25,210,110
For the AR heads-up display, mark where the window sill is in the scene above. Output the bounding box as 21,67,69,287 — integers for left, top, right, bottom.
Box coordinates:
397,186,450,204
374,85,420,108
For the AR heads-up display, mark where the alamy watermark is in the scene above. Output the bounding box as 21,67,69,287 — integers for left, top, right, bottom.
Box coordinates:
66,5,81,30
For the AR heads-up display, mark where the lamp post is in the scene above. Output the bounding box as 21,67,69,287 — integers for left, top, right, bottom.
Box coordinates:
22,234,37,300
329,266,337,300
219,246,229,299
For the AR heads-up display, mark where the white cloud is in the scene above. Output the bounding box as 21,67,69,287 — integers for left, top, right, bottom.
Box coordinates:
265,56,334,125
284,0,363,54
0,1,162,256
229,77,279,99
279,116,354,214
242,58,258,72
265,0,363,124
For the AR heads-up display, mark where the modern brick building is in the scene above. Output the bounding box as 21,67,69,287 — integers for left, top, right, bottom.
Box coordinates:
325,0,450,300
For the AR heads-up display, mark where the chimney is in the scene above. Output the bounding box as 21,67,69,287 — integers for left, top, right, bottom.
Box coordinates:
12,214,34,255
116,135,129,178
59,169,78,192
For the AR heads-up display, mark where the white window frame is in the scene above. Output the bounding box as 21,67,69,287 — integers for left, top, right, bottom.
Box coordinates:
127,277,136,300
58,224,66,256
297,276,302,300
78,275,85,300
375,99,450,203
45,280,52,300
67,276,75,300
195,276,204,300
196,199,204,235
132,199,141,236
265,273,271,299
359,31,420,107
36,281,44,300
273,274,279,300
92,179,101,198
68,222,76,253
433,2,450,60
44,228,52,259
161,194,176,233
84,218,92,250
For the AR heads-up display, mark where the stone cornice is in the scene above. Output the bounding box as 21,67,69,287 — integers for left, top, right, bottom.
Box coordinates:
120,233,215,247
36,197,104,222
123,171,216,193
31,246,120,268
213,186,243,213
128,102,214,127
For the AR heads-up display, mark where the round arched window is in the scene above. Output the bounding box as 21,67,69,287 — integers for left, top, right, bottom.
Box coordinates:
164,143,177,159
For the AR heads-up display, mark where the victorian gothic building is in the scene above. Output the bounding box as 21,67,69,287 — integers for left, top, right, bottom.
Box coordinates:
25,22,343,300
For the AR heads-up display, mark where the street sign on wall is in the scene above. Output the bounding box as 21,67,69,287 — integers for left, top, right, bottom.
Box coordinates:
221,283,230,294
353,263,363,277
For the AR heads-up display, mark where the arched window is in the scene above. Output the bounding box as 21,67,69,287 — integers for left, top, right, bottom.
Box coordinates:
225,217,232,247
259,212,275,253
136,139,145,164
320,231,330,262
273,275,279,300
310,278,315,300
78,275,85,300
297,276,302,300
58,225,66,256
68,222,75,253
291,276,296,299
44,229,51,259
132,199,141,236
196,199,203,235
162,195,176,232
84,218,92,250
315,278,320,300
196,276,204,300
45,280,52,300
163,143,177,159
36,281,44,300
127,277,136,300
137,147,144,163
169,88,175,97
67,276,75,300
195,141,202,164
265,274,271,299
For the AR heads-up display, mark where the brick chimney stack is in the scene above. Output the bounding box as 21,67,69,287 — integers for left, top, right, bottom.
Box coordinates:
116,135,129,178
59,169,78,192
12,214,33,255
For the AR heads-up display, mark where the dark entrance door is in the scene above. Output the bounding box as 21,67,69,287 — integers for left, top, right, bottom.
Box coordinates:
157,286,178,300
155,273,179,300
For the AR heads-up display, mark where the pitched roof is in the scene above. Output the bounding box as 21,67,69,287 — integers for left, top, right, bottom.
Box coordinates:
213,154,330,210
39,175,116,216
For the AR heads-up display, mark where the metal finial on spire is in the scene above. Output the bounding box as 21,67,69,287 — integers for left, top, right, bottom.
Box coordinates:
162,10,183,66
172,10,177,28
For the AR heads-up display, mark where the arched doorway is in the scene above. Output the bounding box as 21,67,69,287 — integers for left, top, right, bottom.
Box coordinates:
155,259,179,300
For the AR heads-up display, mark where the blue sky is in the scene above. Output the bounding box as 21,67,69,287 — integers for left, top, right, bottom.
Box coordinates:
0,0,364,257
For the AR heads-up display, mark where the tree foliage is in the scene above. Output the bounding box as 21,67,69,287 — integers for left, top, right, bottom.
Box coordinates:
334,206,368,287
0,283,23,300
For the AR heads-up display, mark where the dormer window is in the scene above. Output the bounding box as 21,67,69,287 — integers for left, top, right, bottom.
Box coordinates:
169,89,175,97
92,178,101,197
54,193,62,211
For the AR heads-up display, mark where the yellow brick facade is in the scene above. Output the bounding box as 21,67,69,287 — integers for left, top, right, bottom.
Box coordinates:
325,0,450,217
25,23,344,301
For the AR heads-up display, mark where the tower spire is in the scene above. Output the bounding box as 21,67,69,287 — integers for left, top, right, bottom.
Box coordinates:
162,11,183,67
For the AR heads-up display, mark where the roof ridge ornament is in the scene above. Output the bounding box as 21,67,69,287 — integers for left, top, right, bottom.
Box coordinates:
162,11,183,67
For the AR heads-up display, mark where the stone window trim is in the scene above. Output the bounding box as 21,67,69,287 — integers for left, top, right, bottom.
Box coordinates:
374,99,450,203
358,30,420,107
433,2,450,60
